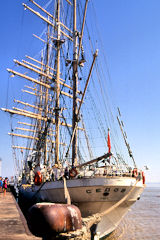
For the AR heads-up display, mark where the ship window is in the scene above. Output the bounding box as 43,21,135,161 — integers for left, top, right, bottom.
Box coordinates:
103,192,109,196
114,188,119,192
121,188,126,193
96,188,101,192
104,188,110,192
86,190,92,194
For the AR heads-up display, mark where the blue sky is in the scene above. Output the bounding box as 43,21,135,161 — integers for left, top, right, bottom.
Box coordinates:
93,0,160,183
0,0,160,182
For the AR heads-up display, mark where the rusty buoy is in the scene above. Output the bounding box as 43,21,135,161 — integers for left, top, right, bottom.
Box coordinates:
27,203,82,237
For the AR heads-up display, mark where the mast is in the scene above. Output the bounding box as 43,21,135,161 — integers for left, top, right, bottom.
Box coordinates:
55,0,61,165
44,21,50,165
117,115,137,168
36,51,44,166
72,0,78,166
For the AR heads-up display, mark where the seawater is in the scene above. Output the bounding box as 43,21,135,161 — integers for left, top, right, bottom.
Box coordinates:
105,184,160,240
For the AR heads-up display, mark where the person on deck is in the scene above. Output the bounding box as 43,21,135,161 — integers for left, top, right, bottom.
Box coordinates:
0,177,3,193
64,167,69,179
52,164,58,181
3,178,8,196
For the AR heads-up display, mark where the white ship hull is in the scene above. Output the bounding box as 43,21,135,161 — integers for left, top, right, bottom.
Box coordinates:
20,176,144,238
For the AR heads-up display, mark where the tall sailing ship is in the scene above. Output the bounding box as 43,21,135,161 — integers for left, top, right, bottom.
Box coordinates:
2,0,145,238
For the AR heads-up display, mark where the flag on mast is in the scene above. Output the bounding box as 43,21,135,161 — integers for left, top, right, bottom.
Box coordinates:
107,129,111,153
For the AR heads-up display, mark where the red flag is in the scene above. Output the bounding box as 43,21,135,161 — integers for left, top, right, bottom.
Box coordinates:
107,129,111,153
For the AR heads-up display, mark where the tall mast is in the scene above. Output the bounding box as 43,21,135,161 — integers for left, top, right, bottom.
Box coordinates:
44,21,50,165
72,0,78,166
55,0,61,165
37,50,44,166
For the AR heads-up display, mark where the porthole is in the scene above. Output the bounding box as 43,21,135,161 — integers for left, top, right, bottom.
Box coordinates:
104,188,110,192
96,188,101,193
114,188,119,192
86,189,92,194
121,188,126,193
